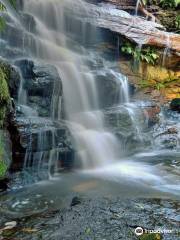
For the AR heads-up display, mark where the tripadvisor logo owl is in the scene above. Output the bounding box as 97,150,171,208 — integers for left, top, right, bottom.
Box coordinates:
135,227,144,236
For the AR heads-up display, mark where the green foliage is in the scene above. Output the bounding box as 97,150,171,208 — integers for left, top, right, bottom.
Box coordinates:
138,79,151,88
121,42,159,65
160,0,180,9
175,15,180,30
0,135,8,179
0,67,10,105
0,0,16,31
0,0,16,9
155,82,165,90
0,16,5,30
0,2,6,11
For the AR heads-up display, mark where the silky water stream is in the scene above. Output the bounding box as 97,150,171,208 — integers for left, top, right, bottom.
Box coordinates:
0,0,179,217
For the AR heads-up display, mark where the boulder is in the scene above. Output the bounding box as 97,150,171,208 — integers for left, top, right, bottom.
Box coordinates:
104,104,151,154
153,125,179,149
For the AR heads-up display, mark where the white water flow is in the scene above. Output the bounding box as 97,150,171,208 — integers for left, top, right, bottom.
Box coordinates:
23,0,122,169
162,33,171,67
110,70,129,103
135,0,141,16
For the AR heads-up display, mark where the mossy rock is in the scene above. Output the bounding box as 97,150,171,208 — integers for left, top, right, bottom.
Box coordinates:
140,233,162,240
0,65,10,127
0,134,8,179
0,67,10,104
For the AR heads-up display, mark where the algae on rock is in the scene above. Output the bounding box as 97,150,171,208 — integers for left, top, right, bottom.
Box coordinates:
0,64,11,179
0,133,8,179
0,64,10,127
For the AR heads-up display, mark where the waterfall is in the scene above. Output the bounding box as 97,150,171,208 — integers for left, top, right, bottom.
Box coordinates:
135,0,141,16
17,0,122,170
1,0,179,196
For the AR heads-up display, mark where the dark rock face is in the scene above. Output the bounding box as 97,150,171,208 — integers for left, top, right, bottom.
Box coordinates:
8,116,74,172
96,72,119,108
170,98,180,112
15,59,62,117
0,178,9,193
4,60,74,173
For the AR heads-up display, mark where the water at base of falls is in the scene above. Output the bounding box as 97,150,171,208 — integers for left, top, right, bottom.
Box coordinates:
1,0,180,196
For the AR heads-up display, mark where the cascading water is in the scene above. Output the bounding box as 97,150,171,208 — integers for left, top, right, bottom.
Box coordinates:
19,0,122,170
162,33,171,67
135,0,141,16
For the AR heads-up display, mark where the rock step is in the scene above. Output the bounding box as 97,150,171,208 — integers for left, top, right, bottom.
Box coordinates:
14,116,73,152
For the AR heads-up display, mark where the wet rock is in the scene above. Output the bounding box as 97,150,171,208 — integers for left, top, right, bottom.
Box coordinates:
15,59,62,117
71,197,81,207
4,59,70,172
95,71,119,107
170,98,180,112
21,13,36,33
8,117,74,171
0,178,9,192
143,103,161,126
153,124,179,150
104,105,151,154
15,59,35,79
2,197,177,240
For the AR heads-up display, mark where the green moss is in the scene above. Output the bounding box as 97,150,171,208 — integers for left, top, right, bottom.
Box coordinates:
0,134,8,179
0,66,10,127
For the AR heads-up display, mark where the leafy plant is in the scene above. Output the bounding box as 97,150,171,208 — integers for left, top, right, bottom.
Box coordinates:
121,42,159,65
175,15,180,30
155,82,165,90
160,0,180,9
138,79,151,88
